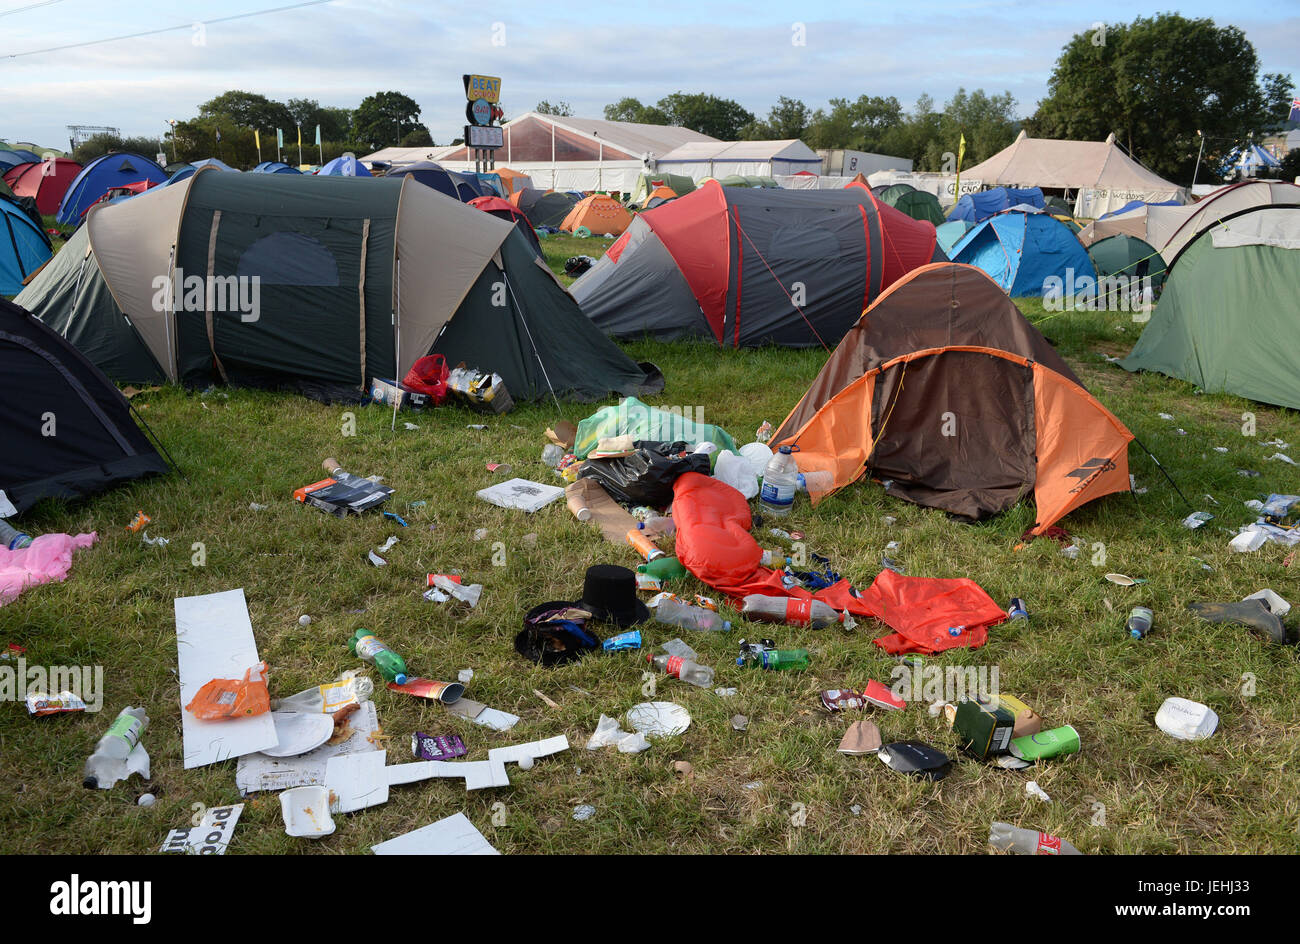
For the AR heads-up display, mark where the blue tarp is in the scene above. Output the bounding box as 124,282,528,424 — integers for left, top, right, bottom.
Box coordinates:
0,197,52,294
56,152,168,223
947,187,1045,223
1099,198,1181,220
947,211,1095,297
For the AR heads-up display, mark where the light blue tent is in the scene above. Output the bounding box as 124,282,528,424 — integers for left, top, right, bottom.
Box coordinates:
935,220,974,256
57,152,168,223
317,156,372,177
947,210,1096,297
166,158,238,185
947,187,1045,223
252,161,301,175
1220,143,1282,178
1,198,52,295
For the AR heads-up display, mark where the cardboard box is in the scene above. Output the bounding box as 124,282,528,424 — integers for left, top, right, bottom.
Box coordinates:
954,696,1016,758
369,377,432,411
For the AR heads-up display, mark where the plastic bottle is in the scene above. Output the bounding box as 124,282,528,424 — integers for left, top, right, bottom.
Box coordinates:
736,641,810,671
654,598,731,633
741,594,842,628
0,520,31,550
637,556,688,580
646,652,715,688
1007,598,1029,621
760,446,799,516
626,528,665,561
988,822,1081,855
349,629,409,685
760,549,791,569
638,516,676,537
83,706,148,789
1126,606,1153,639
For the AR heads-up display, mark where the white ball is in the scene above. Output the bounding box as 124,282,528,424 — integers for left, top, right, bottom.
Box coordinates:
519,756,534,770
298,615,311,626
137,793,156,807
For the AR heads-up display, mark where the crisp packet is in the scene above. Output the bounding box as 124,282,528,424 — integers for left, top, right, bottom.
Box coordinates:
603,629,642,652
820,689,865,712
186,662,270,720
25,691,88,717
412,732,467,761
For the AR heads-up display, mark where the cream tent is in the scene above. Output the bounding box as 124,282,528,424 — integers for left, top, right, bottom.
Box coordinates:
655,139,823,179
960,131,1187,218
1078,180,1300,258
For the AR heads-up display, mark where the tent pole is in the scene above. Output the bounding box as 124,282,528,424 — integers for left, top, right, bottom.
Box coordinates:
1191,131,1205,190
392,257,401,431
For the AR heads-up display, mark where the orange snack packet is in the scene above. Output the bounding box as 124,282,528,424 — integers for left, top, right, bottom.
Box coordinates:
186,662,271,720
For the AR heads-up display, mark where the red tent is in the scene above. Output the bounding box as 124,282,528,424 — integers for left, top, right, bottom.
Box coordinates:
469,195,543,258
3,158,82,216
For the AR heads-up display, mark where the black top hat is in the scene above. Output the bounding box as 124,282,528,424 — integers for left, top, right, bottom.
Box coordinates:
577,564,649,627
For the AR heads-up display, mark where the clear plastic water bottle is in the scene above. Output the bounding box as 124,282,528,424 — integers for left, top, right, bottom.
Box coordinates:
349,629,409,685
988,821,1081,855
646,652,715,688
760,446,799,516
0,520,32,550
654,599,731,633
83,706,148,789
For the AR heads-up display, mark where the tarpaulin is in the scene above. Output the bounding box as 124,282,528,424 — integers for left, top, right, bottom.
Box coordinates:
672,472,1004,653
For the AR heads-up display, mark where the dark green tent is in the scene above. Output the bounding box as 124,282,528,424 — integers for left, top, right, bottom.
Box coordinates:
16,169,662,403
1087,234,1167,295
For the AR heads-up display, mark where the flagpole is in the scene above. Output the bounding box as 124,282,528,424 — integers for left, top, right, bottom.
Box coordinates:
297,125,303,166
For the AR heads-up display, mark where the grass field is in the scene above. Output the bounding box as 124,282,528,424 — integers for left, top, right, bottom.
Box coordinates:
2,232,1299,855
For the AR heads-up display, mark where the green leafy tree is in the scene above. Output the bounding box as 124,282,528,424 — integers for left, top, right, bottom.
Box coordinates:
72,133,165,165
198,90,294,134
353,91,426,149
1027,14,1294,181
536,100,573,117
655,92,754,140
287,98,352,143
742,96,811,139
805,95,903,152
603,97,670,125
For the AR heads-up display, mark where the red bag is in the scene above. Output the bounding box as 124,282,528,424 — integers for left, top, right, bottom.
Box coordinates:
402,355,450,404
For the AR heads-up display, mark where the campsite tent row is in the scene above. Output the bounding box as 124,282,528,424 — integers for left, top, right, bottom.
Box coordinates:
3,157,82,215
16,169,663,404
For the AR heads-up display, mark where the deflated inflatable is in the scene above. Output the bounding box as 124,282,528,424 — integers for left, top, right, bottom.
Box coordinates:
671,472,1005,654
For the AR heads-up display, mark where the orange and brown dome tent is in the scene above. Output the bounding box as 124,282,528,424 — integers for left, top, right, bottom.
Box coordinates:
772,262,1133,534
560,194,633,236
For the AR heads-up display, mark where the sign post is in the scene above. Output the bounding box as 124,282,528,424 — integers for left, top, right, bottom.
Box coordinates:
463,74,504,174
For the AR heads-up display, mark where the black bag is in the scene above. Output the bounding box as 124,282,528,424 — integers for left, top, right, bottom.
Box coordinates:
578,440,711,507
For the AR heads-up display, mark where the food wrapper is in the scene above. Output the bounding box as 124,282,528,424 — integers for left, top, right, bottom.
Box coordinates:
186,661,271,720
26,691,88,717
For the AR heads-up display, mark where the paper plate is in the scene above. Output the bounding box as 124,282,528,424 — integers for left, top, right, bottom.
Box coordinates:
280,785,335,838
626,702,691,738
1105,573,1147,586
262,711,336,758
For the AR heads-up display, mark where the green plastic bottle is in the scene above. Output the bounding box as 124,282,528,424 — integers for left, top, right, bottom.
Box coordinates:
737,647,810,671
349,629,409,685
637,556,688,580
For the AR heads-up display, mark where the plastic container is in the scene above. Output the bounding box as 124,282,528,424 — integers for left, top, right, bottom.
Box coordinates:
645,652,714,688
0,519,32,550
741,594,842,628
654,598,731,633
1007,598,1029,621
1126,606,1153,639
759,549,791,569
637,556,687,580
760,446,799,516
626,528,665,561
84,706,148,789
988,822,1080,855
348,629,409,685
737,646,810,670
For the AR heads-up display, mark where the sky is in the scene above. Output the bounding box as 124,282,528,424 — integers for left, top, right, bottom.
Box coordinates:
1,0,1296,151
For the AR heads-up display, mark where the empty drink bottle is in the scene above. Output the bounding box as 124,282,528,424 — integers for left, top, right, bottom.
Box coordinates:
741,594,844,628
654,599,731,633
0,520,31,550
760,446,799,517
646,652,714,688
638,556,688,581
736,639,809,671
83,706,149,789
349,629,409,685
988,822,1081,855
1126,606,1153,639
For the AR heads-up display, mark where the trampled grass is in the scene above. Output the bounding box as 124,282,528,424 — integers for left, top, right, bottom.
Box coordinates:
1,267,1298,854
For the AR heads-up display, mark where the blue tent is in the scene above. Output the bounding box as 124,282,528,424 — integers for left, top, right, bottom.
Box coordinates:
386,162,490,202
317,156,372,177
57,152,167,224
935,220,974,256
947,186,1045,223
252,161,301,175
1220,143,1282,178
166,158,238,185
1,198,52,295
0,149,43,171
947,210,1096,297
1099,198,1181,220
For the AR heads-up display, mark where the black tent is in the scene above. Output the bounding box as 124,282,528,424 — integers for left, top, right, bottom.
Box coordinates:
0,298,168,515
513,188,579,228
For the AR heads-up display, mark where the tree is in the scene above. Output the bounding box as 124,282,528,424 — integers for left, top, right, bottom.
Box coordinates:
804,95,904,152
741,96,810,140
198,90,294,134
603,97,669,124
1027,14,1294,182
400,128,433,147
287,99,352,142
655,92,754,140
352,91,426,149
536,100,573,117
72,133,165,165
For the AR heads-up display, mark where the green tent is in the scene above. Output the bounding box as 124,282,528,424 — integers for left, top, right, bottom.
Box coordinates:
883,188,945,225
628,172,696,206
716,174,779,188
16,168,662,403
1121,205,1300,408
1087,234,1166,294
